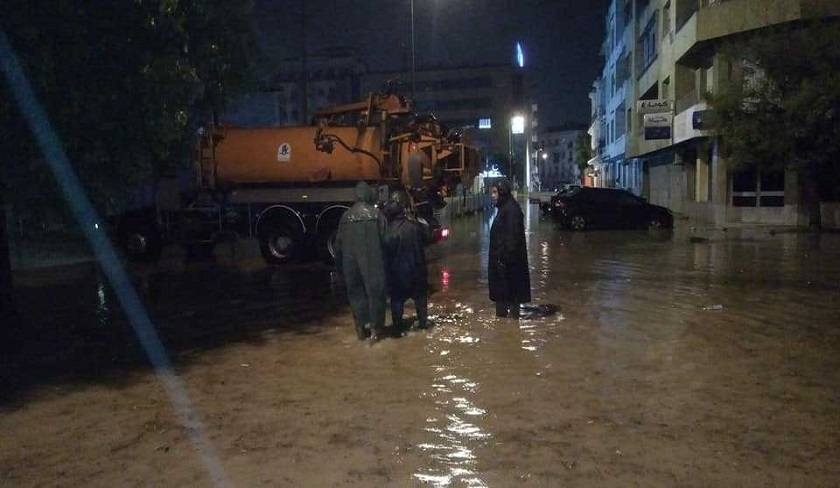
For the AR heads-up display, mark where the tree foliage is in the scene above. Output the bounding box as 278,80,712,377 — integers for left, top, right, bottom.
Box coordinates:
0,0,257,220
705,19,840,187
574,131,592,183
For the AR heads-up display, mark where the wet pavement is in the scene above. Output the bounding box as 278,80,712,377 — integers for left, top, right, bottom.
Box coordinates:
2,202,840,487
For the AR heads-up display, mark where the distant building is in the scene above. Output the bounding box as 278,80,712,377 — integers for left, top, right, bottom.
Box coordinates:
223,48,367,127
587,76,606,188
535,128,586,192
228,17,536,188
589,0,637,194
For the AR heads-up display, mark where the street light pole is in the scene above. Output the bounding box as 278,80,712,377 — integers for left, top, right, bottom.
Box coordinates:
509,128,513,179
410,0,416,100
510,114,525,183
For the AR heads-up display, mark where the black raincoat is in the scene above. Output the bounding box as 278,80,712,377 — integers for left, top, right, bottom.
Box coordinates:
384,205,430,332
334,182,387,337
488,186,531,305
384,212,428,301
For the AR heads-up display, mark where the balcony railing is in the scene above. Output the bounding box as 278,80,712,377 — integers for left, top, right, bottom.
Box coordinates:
676,90,700,114
676,0,699,33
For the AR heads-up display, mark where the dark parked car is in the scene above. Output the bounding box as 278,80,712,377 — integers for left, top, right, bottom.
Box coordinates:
549,187,673,230
538,185,580,217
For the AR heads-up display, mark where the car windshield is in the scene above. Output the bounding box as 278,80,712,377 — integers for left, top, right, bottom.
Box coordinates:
564,186,584,197
616,192,642,205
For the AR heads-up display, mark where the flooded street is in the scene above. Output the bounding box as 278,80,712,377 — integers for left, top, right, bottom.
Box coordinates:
2,202,840,487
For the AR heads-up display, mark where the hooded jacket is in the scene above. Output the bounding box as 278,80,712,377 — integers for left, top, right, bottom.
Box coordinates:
384,205,428,300
335,182,387,281
334,182,388,331
488,179,531,303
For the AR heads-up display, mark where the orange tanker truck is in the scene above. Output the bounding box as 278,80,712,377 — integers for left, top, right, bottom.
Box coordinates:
115,90,480,264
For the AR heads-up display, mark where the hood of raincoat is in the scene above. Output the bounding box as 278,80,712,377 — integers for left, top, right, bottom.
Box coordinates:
354,181,375,204
383,189,409,219
496,178,512,195
494,178,513,207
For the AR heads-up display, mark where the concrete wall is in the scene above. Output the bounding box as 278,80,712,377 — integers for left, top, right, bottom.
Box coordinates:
647,164,672,209
820,203,840,229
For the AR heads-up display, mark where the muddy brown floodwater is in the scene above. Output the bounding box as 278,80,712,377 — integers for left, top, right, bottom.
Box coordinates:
2,204,839,487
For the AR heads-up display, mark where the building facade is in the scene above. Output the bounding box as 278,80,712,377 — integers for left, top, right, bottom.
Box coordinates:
590,0,840,227
589,0,640,195
223,48,367,127
535,128,586,192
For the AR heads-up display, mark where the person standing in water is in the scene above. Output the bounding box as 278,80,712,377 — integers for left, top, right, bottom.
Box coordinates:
488,178,531,318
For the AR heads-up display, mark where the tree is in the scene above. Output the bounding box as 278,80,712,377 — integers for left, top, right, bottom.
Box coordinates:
0,0,257,311
574,131,592,185
0,192,13,320
705,19,840,231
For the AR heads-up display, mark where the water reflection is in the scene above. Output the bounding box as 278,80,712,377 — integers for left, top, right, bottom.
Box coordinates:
414,303,490,488
440,267,451,293
96,278,110,327
478,209,493,284
11,206,840,486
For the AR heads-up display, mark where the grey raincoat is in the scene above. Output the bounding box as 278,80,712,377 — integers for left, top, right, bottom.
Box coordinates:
334,182,387,337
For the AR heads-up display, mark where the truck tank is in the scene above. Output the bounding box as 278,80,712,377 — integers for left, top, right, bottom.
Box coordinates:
208,125,384,187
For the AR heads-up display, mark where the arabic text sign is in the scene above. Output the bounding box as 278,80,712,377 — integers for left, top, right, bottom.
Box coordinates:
637,99,672,114
643,113,672,140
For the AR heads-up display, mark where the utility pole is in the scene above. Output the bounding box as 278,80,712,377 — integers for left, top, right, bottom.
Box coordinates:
410,0,416,100
300,0,308,123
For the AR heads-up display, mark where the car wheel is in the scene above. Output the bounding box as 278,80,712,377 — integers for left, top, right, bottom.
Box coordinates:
569,214,587,231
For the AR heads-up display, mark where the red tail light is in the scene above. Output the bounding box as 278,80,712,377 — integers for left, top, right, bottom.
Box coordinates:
439,227,450,239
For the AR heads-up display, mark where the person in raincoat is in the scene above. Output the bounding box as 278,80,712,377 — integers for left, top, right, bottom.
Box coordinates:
383,189,430,336
488,178,531,318
334,181,388,341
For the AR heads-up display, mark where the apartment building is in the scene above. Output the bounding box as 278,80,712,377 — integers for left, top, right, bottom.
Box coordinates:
588,0,640,195
536,128,587,192
590,0,840,227
222,48,367,127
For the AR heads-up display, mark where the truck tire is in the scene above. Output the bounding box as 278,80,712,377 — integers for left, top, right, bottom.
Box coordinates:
120,225,163,263
318,227,339,265
259,227,300,265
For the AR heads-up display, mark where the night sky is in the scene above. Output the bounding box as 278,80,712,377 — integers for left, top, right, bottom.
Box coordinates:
255,0,608,129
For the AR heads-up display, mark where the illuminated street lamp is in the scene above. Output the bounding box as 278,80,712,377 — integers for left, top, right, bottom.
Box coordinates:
511,115,525,135
537,150,547,191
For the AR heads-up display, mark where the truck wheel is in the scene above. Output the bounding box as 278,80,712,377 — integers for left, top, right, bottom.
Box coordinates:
259,227,299,265
318,228,339,265
121,226,163,262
